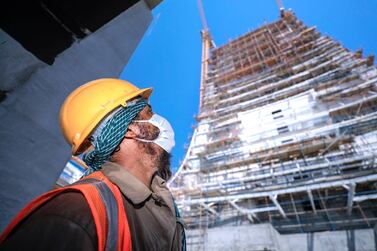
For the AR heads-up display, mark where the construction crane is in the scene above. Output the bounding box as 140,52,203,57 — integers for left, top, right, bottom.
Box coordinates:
276,0,285,17
197,0,215,47
197,0,208,31
197,0,215,113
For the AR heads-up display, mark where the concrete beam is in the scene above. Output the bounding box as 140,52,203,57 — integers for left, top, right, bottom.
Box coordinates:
175,174,377,205
269,194,287,218
353,193,377,202
200,202,218,216
229,200,254,223
246,206,278,214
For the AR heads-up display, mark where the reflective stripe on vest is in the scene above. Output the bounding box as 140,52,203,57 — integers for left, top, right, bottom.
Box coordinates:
0,172,131,251
73,177,119,251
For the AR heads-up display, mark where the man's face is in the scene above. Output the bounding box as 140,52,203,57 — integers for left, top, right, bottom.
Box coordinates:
130,105,172,180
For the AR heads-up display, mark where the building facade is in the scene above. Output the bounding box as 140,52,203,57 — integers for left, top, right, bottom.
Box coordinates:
170,10,377,250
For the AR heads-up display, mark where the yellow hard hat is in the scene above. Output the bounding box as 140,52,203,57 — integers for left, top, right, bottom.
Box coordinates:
60,78,153,155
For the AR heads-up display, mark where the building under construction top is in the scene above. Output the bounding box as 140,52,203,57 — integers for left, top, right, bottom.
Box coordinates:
169,8,377,240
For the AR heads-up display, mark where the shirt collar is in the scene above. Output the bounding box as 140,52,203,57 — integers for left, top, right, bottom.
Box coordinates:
100,161,170,206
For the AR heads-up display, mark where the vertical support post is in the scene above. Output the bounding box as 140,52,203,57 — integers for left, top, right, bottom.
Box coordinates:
307,189,317,215
345,183,356,215
290,193,304,233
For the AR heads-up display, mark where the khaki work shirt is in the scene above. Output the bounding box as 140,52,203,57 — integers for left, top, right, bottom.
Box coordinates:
101,162,185,251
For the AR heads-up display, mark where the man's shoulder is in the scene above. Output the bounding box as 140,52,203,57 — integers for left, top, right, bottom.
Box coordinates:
30,190,94,226
39,190,89,213
1,191,98,251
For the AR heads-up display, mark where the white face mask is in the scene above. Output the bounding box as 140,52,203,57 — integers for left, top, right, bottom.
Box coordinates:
132,114,175,153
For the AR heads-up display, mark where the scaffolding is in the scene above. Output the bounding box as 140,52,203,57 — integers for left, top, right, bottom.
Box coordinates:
169,10,377,250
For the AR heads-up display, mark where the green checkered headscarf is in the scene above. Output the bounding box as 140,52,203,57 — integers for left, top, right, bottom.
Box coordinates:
82,99,148,176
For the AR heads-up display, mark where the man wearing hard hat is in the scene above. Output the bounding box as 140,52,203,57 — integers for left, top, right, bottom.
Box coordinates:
0,79,186,251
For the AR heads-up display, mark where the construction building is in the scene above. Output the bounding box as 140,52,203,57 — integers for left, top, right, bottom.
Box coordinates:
169,4,377,251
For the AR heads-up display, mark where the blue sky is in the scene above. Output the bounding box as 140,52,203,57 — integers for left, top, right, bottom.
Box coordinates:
120,0,377,173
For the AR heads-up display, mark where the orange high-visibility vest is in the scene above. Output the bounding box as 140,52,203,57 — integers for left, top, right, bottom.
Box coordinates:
0,172,132,251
